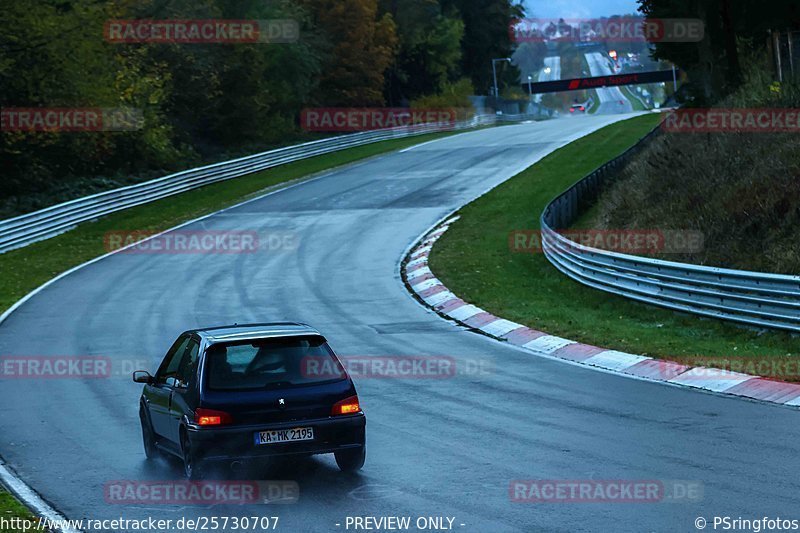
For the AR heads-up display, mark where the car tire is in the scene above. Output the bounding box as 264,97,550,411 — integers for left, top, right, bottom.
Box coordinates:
140,410,159,460
181,433,204,480
334,445,365,472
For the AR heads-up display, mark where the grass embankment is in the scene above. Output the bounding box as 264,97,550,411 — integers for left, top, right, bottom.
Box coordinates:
586,62,800,274
620,86,648,111
585,126,800,273
0,131,457,314
0,489,36,533
429,114,800,377
587,92,601,114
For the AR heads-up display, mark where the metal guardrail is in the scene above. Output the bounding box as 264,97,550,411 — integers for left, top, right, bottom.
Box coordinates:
0,114,499,254
540,126,800,332
771,30,800,82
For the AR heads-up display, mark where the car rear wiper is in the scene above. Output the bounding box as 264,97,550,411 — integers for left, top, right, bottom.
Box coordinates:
264,381,294,389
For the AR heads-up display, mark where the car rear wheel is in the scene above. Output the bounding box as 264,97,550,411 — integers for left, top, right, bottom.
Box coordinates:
140,411,159,460
181,433,204,480
334,445,365,472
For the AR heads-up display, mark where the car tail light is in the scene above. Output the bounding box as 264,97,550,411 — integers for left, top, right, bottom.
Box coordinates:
194,408,233,426
569,108,575,113
579,106,585,111
332,395,361,416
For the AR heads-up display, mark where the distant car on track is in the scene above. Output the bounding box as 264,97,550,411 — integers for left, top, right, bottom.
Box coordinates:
569,101,589,113
133,323,366,479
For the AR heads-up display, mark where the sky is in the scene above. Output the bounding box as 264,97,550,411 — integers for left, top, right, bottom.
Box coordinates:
523,0,641,19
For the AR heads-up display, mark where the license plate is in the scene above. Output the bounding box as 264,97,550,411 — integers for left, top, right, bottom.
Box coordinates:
255,427,314,445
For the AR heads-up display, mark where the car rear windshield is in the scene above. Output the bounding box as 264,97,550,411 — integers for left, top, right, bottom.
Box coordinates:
204,336,345,391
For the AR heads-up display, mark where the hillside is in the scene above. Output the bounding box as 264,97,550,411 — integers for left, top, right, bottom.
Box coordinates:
583,63,800,274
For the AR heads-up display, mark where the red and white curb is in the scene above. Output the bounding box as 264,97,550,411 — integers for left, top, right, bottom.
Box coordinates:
403,218,800,409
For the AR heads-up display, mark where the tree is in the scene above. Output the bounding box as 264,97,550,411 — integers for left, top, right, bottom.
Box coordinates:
511,41,547,81
144,0,324,146
0,0,178,196
440,0,525,94
301,0,398,106
639,0,800,102
380,0,464,104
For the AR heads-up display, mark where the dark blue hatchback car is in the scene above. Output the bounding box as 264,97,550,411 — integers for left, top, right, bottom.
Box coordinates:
133,323,366,479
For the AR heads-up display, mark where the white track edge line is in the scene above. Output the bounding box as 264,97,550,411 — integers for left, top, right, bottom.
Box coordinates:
0,462,82,533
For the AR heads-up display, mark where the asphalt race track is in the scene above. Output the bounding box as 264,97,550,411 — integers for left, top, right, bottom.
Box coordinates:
534,57,560,104
1,117,799,532
585,52,634,114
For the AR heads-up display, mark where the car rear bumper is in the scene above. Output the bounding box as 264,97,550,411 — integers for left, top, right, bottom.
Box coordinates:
186,413,365,462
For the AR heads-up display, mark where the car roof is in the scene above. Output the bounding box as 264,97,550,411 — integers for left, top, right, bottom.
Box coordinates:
190,322,323,343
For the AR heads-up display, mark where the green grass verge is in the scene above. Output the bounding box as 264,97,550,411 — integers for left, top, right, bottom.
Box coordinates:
0,489,36,533
429,114,800,378
587,90,601,114
0,131,458,315
620,86,648,111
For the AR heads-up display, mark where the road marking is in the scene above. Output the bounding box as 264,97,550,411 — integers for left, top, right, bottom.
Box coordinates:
669,368,754,392
481,319,523,338
406,266,432,280
523,335,575,354
424,290,457,307
585,350,650,372
406,257,428,268
0,461,82,533
448,304,484,322
786,396,800,407
411,245,432,258
399,136,450,153
411,278,441,291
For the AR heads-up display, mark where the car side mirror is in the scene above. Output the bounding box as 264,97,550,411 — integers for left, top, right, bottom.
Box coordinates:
133,371,153,384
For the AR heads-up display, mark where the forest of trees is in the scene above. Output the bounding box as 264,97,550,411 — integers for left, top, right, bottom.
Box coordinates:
1,0,522,207
640,0,800,103
7,0,796,214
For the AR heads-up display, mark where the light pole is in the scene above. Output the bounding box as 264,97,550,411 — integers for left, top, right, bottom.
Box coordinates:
527,75,533,98
672,64,678,92
492,57,511,101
